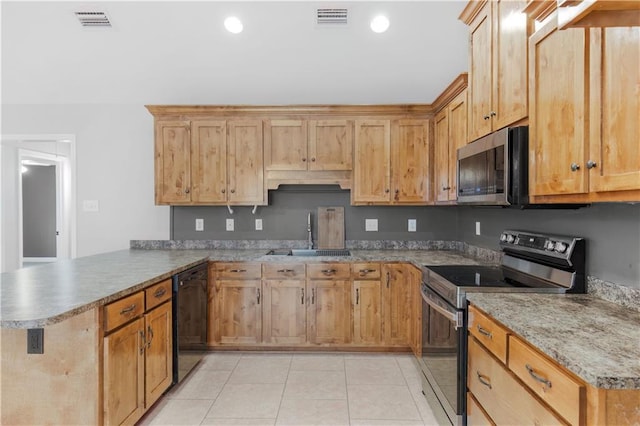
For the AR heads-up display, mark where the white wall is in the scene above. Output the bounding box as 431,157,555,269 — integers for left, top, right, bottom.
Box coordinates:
1,104,170,259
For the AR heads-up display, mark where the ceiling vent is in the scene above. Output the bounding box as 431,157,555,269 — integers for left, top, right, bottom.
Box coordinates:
74,11,112,28
316,8,348,25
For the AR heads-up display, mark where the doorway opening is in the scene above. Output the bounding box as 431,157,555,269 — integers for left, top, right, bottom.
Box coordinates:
0,135,76,272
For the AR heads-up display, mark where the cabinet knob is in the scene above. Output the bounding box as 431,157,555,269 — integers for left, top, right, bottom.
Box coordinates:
230,189,235,193
311,157,316,162
221,189,226,194
570,163,580,172
483,115,490,120
184,188,190,194
395,189,399,194
490,111,496,117
385,189,390,193
302,158,307,162
586,160,597,169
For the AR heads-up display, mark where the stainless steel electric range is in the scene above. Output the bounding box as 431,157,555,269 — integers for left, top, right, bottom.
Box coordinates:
419,230,585,426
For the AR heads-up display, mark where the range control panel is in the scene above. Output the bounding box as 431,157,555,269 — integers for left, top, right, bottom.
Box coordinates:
499,230,584,265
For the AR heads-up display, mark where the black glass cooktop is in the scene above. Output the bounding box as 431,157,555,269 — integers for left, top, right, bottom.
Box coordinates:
426,265,527,288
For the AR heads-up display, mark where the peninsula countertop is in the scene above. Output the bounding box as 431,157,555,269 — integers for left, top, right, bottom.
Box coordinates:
467,293,640,390
1,248,484,328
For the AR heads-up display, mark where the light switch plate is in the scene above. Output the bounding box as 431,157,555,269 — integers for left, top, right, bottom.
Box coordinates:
226,218,234,231
195,218,204,231
365,219,378,232
255,218,263,231
408,219,417,232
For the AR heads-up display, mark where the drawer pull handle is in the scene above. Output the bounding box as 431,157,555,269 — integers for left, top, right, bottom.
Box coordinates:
386,271,390,288
525,364,552,389
311,288,315,304
477,325,493,339
277,269,295,273
139,330,146,355
230,269,247,273
356,288,360,305
257,288,261,304
301,288,305,304
321,269,337,274
476,371,492,389
153,288,167,298
147,326,154,348
359,269,376,274
120,304,137,315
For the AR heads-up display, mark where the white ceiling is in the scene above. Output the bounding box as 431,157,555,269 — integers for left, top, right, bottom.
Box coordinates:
1,1,469,105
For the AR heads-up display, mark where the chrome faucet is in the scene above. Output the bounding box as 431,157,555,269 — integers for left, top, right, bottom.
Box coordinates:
307,212,313,249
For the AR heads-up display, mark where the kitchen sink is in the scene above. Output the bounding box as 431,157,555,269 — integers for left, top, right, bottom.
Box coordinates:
265,249,351,257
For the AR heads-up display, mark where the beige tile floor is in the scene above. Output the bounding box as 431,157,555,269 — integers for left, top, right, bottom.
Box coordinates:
138,352,441,426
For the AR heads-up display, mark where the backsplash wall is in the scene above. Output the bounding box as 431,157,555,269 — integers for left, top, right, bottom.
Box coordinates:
457,203,640,290
172,186,458,243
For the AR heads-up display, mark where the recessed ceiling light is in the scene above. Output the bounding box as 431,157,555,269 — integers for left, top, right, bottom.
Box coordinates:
224,16,243,34
370,15,390,33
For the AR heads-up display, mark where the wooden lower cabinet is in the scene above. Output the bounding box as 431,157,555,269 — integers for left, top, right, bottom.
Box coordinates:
103,318,145,426
383,264,414,346
217,279,262,345
467,392,494,426
262,280,307,345
144,301,173,408
352,280,383,345
307,280,351,344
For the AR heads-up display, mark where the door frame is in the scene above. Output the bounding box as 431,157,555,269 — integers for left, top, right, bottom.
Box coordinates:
1,134,77,271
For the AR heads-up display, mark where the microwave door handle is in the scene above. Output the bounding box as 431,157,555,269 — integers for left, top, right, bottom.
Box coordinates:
421,291,464,330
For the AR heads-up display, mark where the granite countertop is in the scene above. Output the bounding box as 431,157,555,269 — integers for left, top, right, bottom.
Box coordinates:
467,293,640,390
0,248,486,328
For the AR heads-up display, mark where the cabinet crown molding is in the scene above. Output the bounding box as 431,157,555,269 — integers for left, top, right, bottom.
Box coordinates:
431,73,468,113
459,0,489,24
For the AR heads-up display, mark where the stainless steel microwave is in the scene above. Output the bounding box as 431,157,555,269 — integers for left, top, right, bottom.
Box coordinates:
457,126,529,206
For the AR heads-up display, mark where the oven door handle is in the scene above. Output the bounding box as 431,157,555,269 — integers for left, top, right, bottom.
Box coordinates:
421,288,464,330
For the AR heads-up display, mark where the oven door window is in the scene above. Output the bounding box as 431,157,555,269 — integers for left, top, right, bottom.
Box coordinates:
421,290,465,420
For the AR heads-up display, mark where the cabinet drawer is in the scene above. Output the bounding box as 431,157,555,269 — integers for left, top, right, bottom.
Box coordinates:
467,392,495,426
468,336,569,426
351,263,381,279
104,292,145,333
307,263,350,279
508,335,585,425
213,262,261,279
468,305,508,364
145,279,172,311
262,263,306,279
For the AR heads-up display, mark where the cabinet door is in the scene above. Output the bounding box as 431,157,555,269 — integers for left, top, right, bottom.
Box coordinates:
154,120,191,204
589,27,640,194
104,318,145,426
308,120,353,171
492,0,529,131
434,110,450,202
191,121,227,203
264,119,308,171
307,280,351,344
145,301,173,408
447,91,468,201
408,266,422,358
218,280,262,345
352,280,382,345
391,119,430,204
468,3,493,141
383,264,412,346
529,24,588,196
352,120,391,203
262,280,307,345
228,120,264,204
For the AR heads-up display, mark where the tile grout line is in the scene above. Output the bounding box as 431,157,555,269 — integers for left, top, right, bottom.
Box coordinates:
342,354,352,426
397,355,430,426
199,352,243,424
273,352,294,426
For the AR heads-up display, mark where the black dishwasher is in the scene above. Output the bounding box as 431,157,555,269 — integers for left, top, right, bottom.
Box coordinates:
172,262,208,384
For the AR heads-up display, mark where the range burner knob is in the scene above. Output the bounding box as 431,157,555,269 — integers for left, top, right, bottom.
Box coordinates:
506,234,515,244
555,242,568,253
544,240,556,251
500,233,508,242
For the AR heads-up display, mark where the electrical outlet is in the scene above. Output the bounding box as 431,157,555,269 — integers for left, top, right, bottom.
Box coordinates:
195,218,204,231
365,219,378,232
408,219,417,232
27,328,44,354
475,221,481,236
82,200,99,212
226,218,234,231
255,218,263,231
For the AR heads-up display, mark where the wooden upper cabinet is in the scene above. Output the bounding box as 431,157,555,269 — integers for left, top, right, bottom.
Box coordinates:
191,120,227,203
352,119,392,203
391,119,431,204
464,0,530,142
434,89,467,203
557,0,640,29
588,27,640,195
264,120,308,171
529,23,589,197
353,118,431,205
308,120,353,171
227,120,265,204
154,120,191,204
